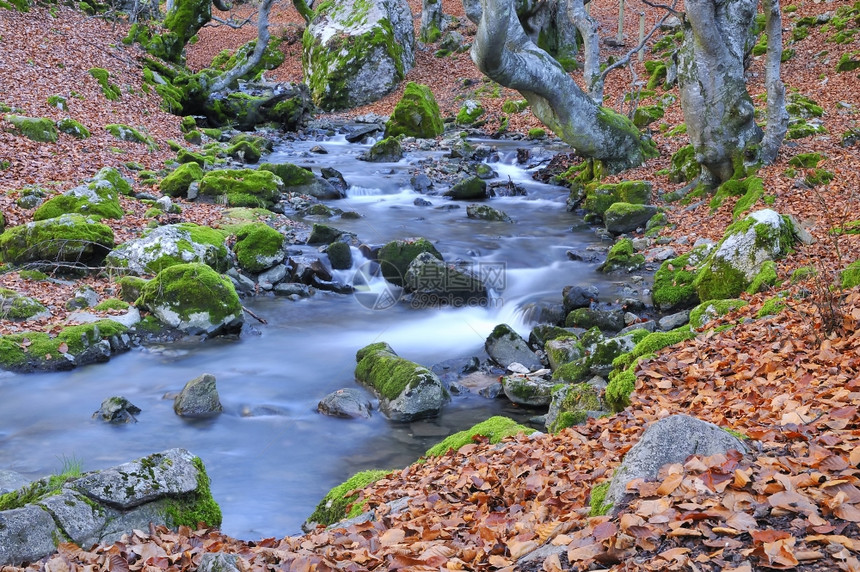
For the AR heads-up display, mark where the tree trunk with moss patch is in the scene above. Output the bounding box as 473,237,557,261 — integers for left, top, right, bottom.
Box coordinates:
677,0,786,185
471,0,656,173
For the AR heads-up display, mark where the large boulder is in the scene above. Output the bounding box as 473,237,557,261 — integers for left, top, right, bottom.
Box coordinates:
205,81,313,131
0,449,220,566
303,0,415,110
33,167,128,221
198,169,284,208
232,222,285,273
354,342,448,422
693,209,796,301
259,162,343,200
105,223,230,276
404,252,488,307
160,162,204,198
485,323,543,371
582,180,652,217
174,373,223,417
603,414,747,512
377,237,442,286
603,202,659,235
384,82,444,139
137,263,244,336
0,213,114,269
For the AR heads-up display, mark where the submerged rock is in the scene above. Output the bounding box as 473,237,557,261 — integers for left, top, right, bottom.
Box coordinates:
318,388,373,419
93,396,141,423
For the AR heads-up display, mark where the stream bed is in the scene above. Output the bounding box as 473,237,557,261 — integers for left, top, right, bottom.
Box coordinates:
0,133,634,540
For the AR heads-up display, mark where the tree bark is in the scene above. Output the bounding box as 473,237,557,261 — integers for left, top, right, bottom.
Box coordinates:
760,0,787,163
676,0,763,184
471,0,655,172
568,0,601,101
207,0,275,93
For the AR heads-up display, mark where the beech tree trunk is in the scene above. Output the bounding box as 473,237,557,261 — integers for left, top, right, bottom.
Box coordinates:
207,0,276,93
677,0,785,184
471,0,655,172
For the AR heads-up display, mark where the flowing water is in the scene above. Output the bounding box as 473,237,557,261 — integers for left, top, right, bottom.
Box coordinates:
0,134,620,540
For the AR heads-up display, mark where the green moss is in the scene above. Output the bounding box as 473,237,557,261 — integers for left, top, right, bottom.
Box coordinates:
804,168,834,187
160,162,203,197
651,246,712,310
549,384,602,433
0,213,114,267
233,222,284,273
105,124,157,150
198,169,282,208
688,299,748,329
0,288,47,320
528,128,547,139
5,115,58,143
384,82,444,139
202,128,222,140
377,238,442,286
165,456,222,528
138,263,241,325
551,358,591,383
95,298,130,311
551,411,588,432
18,269,48,281
259,162,315,187
589,482,612,516
354,343,439,401
732,176,764,219
0,463,82,511
669,144,700,183
425,416,531,456
746,260,779,294
605,364,637,412
612,326,696,373
88,68,121,101
599,238,645,273
456,102,485,125
644,61,668,90
788,152,823,168
786,120,827,140
632,105,664,128
841,260,860,289
583,180,652,216
57,118,90,139
57,320,128,354
836,52,860,72
501,99,529,113
757,293,787,317
306,469,391,527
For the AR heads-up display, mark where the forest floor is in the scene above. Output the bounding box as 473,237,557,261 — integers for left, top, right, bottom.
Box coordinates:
1,0,860,569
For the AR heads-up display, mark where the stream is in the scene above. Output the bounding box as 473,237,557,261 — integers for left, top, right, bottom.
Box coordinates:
0,133,627,540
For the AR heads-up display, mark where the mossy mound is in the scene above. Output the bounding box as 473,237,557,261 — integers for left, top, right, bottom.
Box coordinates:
669,144,700,183
583,180,651,217
160,162,204,197
547,384,603,432
34,167,128,221
598,238,645,273
198,169,283,208
688,298,748,329
88,68,121,100
105,124,157,150
305,469,391,528
425,416,532,457
137,262,243,336
377,237,442,286
0,288,49,321
233,222,285,273
456,100,484,125
0,214,114,270
651,244,713,311
105,223,229,276
384,82,444,139
0,320,128,372
56,118,91,139
5,115,58,143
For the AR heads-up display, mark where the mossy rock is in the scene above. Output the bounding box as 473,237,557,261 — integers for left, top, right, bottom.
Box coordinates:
137,262,243,336
305,469,391,528
233,222,285,273
425,416,531,456
0,288,50,321
669,144,700,183
456,100,484,125
632,105,664,128
583,180,652,217
363,137,403,162
105,124,157,150
56,118,90,139
444,176,487,200
651,244,713,311
88,68,121,101
0,320,129,372
0,213,114,269
160,162,204,197
198,169,283,208
546,383,603,432
377,237,442,287
327,241,353,270
604,202,659,235
598,237,645,273
105,223,229,276
688,298,748,329
5,115,58,143
34,167,128,221
841,260,860,289
354,342,447,421
384,82,444,139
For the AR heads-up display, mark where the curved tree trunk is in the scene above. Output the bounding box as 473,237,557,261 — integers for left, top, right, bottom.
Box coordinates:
677,0,763,184
568,0,601,101
471,0,656,172
207,0,275,93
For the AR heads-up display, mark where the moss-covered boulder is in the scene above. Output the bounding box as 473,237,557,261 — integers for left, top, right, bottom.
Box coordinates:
105,124,157,150
5,115,58,143
501,371,556,406
545,383,604,432
303,0,415,110
425,416,532,457
466,204,512,222
137,263,244,337
689,298,748,329
34,167,127,221
105,223,229,276
354,342,448,421
456,99,484,125
160,162,204,198
583,180,652,217
693,209,795,301
444,176,487,200
598,238,645,273
0,288,50,321
404,251,488,306
304,469,391,530
485,323,543,370
361,136,403,162
604,203,659,235
0,214,114,269
326,241,353,270
384,82,444,139
56,118,90,139
198,169,283,208
545,336,584,370
651,244,714,312
233,222,285,273
259,162,342,200
377,237,442,286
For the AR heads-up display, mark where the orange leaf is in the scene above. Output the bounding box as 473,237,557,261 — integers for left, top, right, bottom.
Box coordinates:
656,473,684,496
